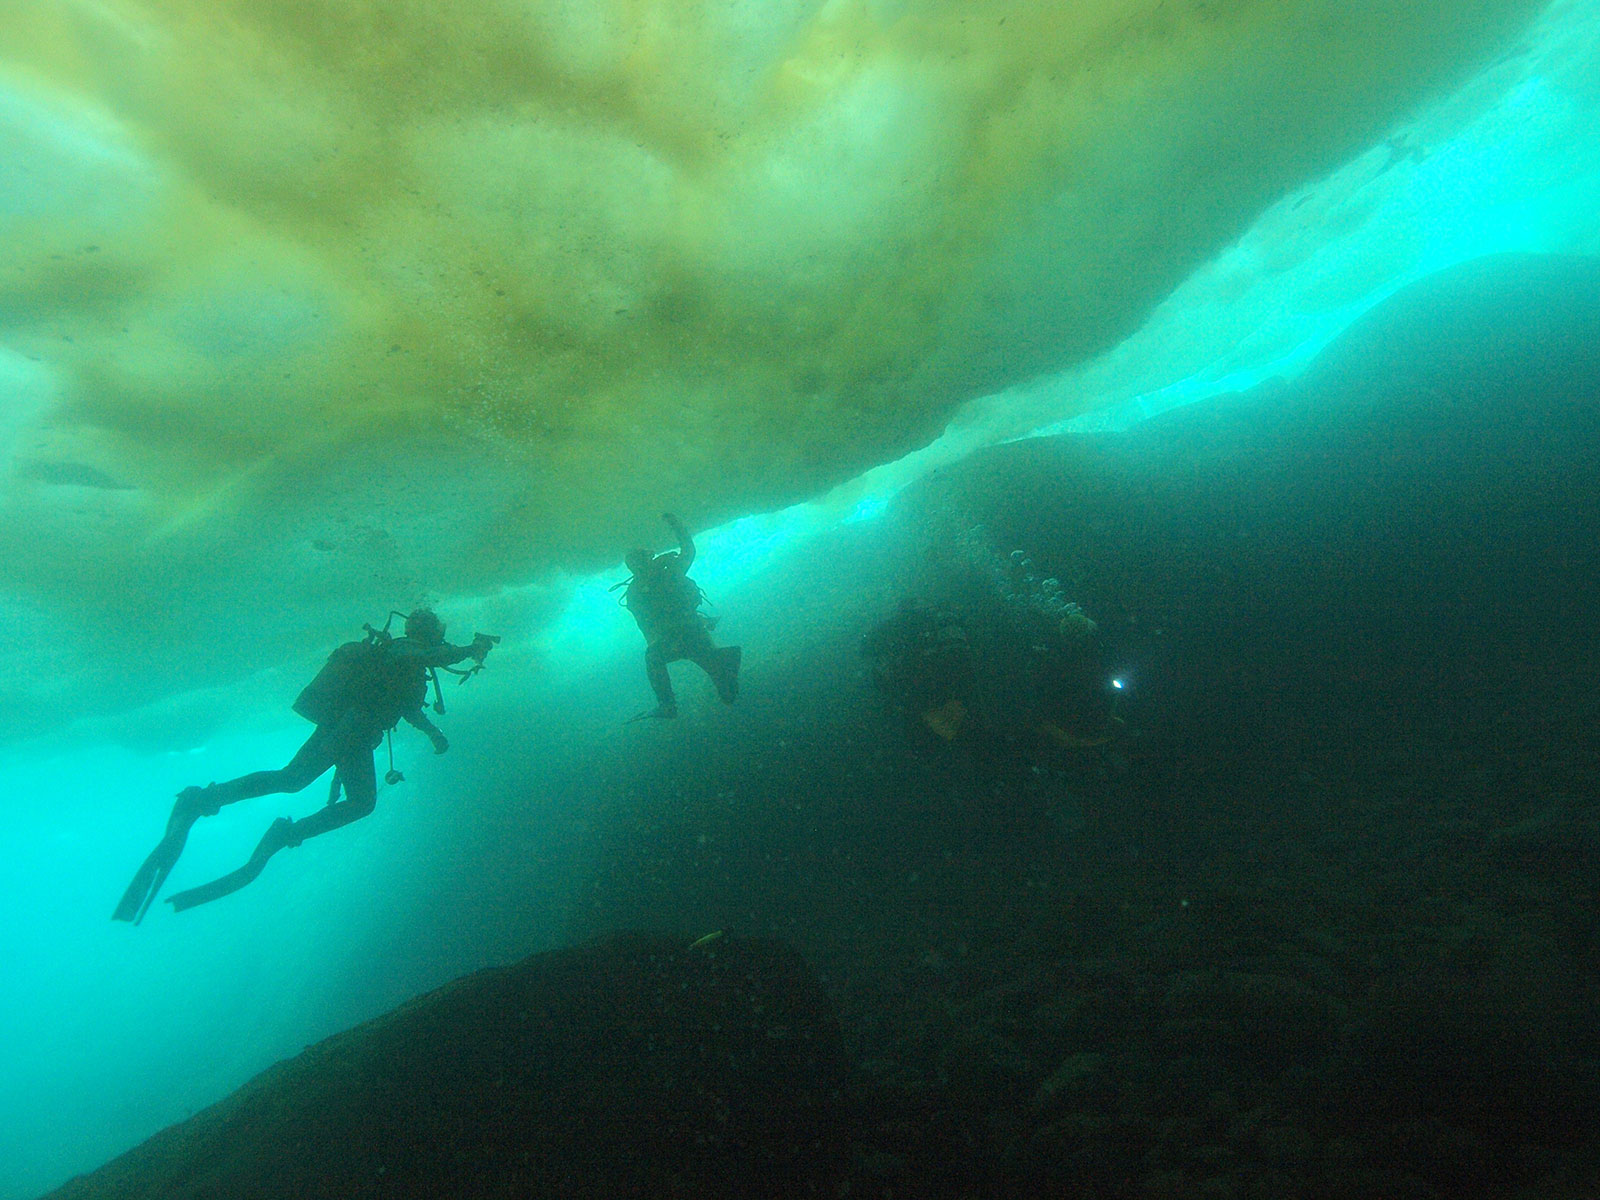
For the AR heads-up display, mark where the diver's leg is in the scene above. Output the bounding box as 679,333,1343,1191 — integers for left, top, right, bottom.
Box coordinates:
684,633,741,704
643,642,679,715
163,729,373,915
282,744,377,842
199,730,338,806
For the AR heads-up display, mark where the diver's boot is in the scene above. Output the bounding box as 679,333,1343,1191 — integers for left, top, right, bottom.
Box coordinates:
112,785,221,924
164,817,300,914
171,784,221,829
712,646,742,704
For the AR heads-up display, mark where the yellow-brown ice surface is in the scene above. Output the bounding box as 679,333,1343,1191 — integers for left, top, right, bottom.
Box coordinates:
0,0,1541,712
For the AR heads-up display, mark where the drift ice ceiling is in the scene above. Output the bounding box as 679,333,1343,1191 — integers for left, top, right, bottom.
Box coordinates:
4,0,1598,738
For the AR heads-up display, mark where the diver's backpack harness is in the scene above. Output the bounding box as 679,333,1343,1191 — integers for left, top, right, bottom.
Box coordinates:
293,619,427,730
293,612,490,794
611,559,712,621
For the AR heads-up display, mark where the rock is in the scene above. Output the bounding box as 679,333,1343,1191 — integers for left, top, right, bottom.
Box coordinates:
44,934,851,1200
1034,1051,1107,1107
1157,969,1344,1065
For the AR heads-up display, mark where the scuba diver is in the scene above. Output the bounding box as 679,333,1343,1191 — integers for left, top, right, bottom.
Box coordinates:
861,598,977,748
112,609,497,923
617,512,741,720
1013,606,1123,756
862,593,1122,761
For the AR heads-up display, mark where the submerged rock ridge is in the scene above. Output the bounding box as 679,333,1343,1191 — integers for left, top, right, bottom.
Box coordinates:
43,934,852,1199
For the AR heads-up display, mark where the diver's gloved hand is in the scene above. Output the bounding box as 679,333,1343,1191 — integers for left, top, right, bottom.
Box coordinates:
430,731,449,755
469,632,498,661
662,511,686,533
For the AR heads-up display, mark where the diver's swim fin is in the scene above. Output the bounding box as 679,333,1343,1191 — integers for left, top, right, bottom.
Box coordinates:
712,646,742,704
921,697,967,741
112,786,216,924
1039,714,1124,750
626,704,678,724
112,836,185,924
165,817,297,914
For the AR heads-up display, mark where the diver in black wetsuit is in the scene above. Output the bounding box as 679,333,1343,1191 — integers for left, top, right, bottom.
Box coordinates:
861,598,978,748
112,609,496,922
619,512,741,719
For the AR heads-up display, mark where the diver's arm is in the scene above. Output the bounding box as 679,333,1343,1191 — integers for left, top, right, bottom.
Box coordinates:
663,512,695,571
403,709,449,754
391,633,496,669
